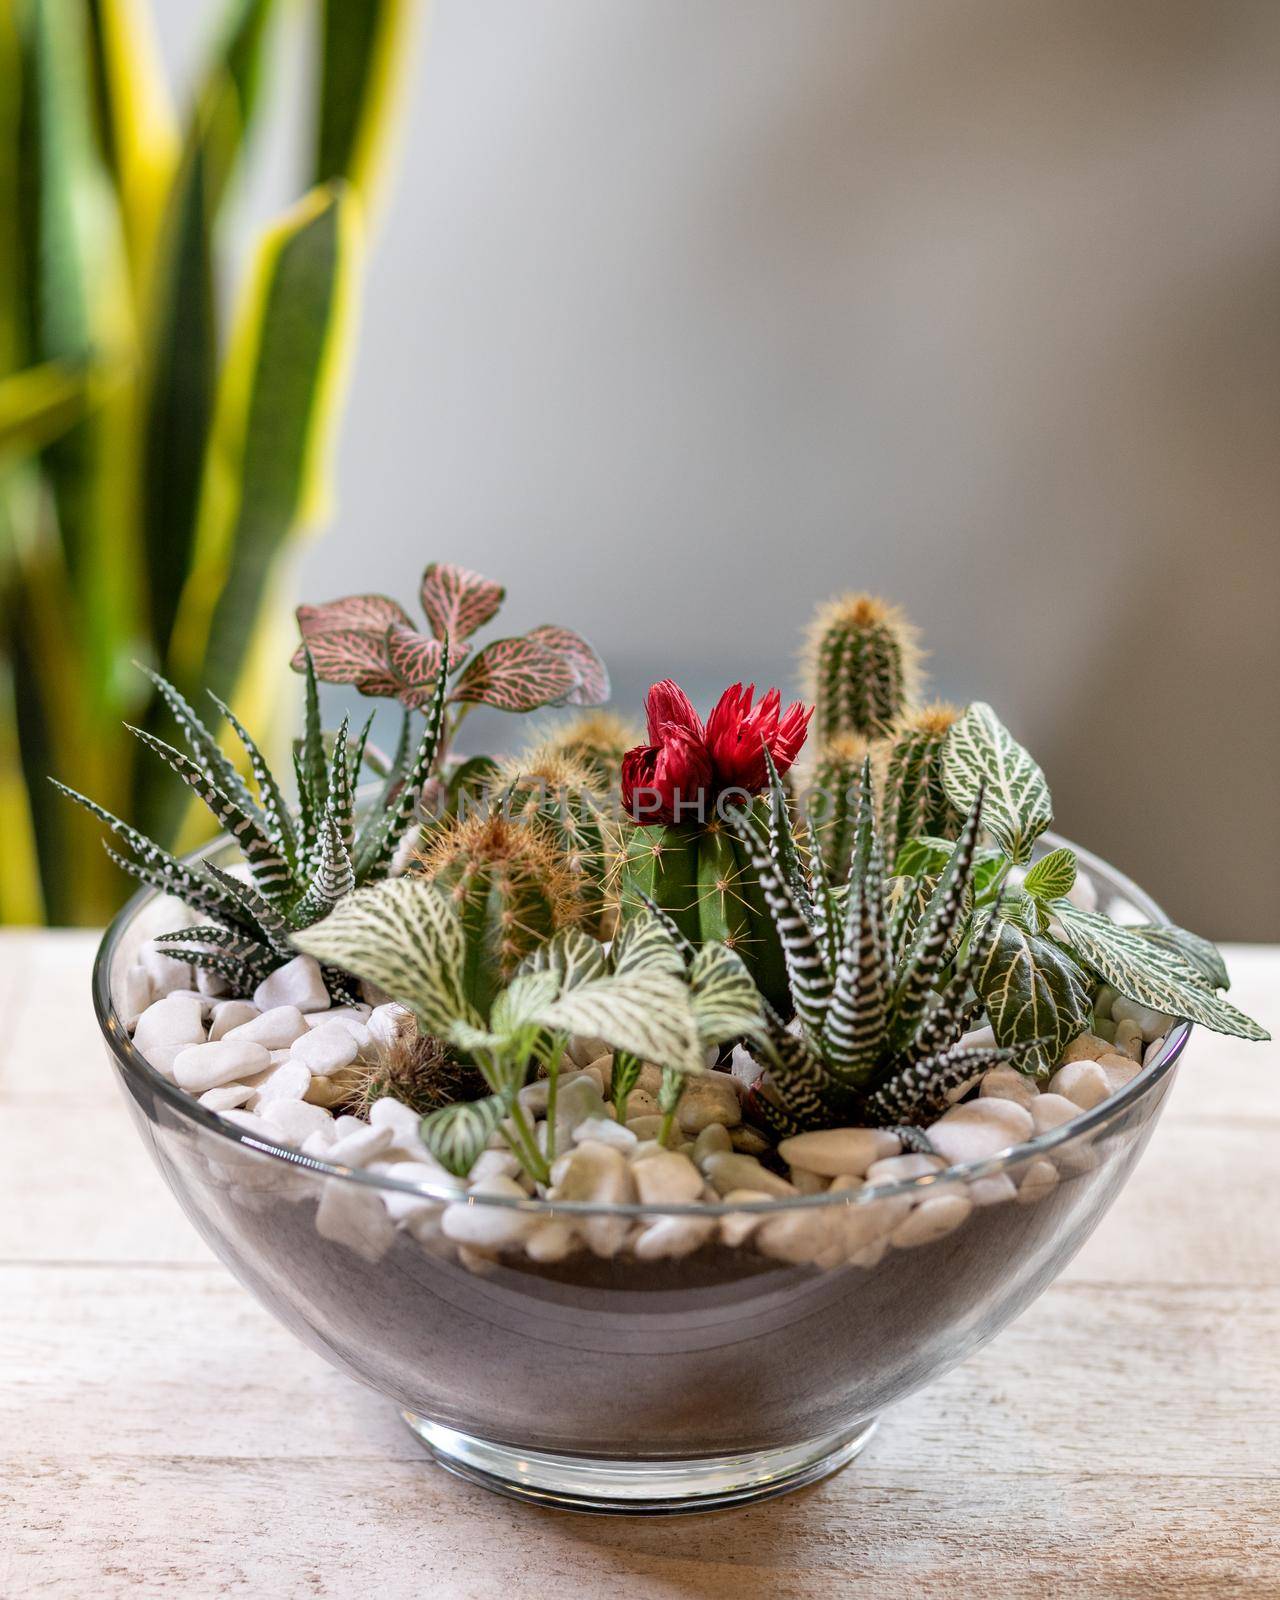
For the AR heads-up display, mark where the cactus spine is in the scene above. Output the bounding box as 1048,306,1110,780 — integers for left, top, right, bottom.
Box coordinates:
619,816,790,1017
879,703,963,866
414,815,583,1015
802,594,920,744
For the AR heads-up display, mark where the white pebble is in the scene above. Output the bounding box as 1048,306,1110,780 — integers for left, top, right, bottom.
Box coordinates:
548,1141,636,1256
865,1153,945,1186
326,1123,394,1168
891,1193,973,1249
291,1021,359,1074
249,1061,311,1107
778,1127,901,1178
979,1067,1040,1110
1111,997,1173,1041
120,964,153,1030
261,1098,334,1145
133,994,205,1077
1048,1060,1111,1110
173,1039,270,1093
631,1149,704,1205
209,1000,258,1041
442,1176,536,1248
718,1190,775,1247
1030,1094,1081,1135
367,1001,412,1050
368,1098,425,1149
139,941,192,996
1018,1158,1060,1203
928,1100,1034,1166
525,1219,578,1262
634,1215,716,1260
572,1116,638,1152
1112,1017,1145,1062
315,1178,395,1262
198,1083,255,1111
252,954,329,1014
469,1150,521,1184
226,1005,306,1050
969,1173,1018,1206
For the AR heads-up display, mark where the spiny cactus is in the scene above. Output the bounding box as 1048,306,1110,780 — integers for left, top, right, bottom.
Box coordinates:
54,652,448,1000
348,1024,486,1119
879,702,964,866
535,710,641,789
802,593,921,745
728,762,1044,1136
493,748,614,924
803,733,869,883
414,814,585,1015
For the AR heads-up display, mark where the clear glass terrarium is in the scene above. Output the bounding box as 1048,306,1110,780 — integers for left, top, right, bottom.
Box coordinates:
94,833,1188,1514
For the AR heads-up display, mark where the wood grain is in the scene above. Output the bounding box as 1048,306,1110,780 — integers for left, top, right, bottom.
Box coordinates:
2,931,1278,1599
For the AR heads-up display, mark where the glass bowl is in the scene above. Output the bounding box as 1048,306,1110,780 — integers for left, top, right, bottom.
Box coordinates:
93,833,1189,1515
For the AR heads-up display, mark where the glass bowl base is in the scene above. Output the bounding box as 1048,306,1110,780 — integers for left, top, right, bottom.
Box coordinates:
401,1412,880,1515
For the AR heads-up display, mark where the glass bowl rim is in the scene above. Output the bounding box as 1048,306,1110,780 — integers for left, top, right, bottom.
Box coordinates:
92,829,1190,1218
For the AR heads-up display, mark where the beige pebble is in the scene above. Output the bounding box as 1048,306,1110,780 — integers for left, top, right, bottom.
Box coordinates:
631,1148,704,1205
1113,1017,1145,1062
730,1124,772,1156
693,1122,733,1162
928,1099,1035,1166
979,1066,1040,1110
718,1189,776,1247
1096,1052,1143,1092
1018,1158,1060,1203
866,1152,945,1186
1030,1093,1082,1135
701,1151,798,1199
1059,1032,1111,1065
777,1126,901,1177
890,1193,973,1249
634,1215,717,1260
676,1072,743,1134
755,1208,839,1265
1048,1060,1111,1110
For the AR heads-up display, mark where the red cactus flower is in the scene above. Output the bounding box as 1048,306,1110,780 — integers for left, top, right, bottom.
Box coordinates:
621,678,811,825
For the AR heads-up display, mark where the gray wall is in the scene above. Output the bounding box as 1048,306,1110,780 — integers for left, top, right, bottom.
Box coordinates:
157,0,1280,938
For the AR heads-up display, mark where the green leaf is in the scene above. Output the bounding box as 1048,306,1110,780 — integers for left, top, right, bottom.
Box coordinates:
942,702,1052,865
688,943,765,1048
314,0,414,200
1052,903,1267,1042
0,358,106,461
610,909,684,977
973,914,1092,1074
893,835,954,880
535,970,704,1077
292,877,475,1036
419,1095,506,1178
1024,846,1077,902
517,927,608,991
1126,923,1231,992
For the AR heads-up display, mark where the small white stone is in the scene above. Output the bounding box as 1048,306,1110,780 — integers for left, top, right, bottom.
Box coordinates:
209,1000,258,1041
631,1149,704,1205
552,1074,609,1138
301,1127,338,1157
442,1175,536,1247
1048,1060,1111,1110
1143,1036,1168,1068
675,1073,742,1134
469,1149,521,1184
756,1209,839,1266
368,1098,424,1149
518,1069,590,1115
865,1153,945,1186
139,941,193,996
267,1049,294,1068
693,1123,733,1163
1018,1158,1059,1203
1096,1051,1143,1092
120,964,153,1030
969,1173,1018,1207
327,1123,395,1168
367,1001,412,1050
248,1061,311,1107
315,1178,395,1261
291,1021,359,1075
173,1038,271,1092
252,954,329,1014
134,994,205,1077
778,1127,901,1178
261,1098,334,1145
196,964,231,999
890,1192,973,1248
219,1108,271,1136
525,1219,578,1262
701,1151,798,1199
572,1116,638,1152
928,1099,1034,1166
979,1067,1040,1110
1112,1017,1145,1062
634,1215,716,1260
379,1161,459,1219
226,1005,308,1050
836,1188,912,1254
1111,997,1173,1041
1030,1094,1081,1135
718,1190,776,1247
548,1140,635,1256
198,1083,255,1111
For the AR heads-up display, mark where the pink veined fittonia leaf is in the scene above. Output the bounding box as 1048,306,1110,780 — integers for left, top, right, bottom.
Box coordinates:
419,563,505,647
449,635,579,712
387,623,448,687
523,624,610,707
296,593,411,638
289,629,402,697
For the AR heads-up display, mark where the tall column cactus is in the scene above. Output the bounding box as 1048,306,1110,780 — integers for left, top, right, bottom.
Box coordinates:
802,594,920,745
803,734,868,883
879,703,963,866
414,815,584,1016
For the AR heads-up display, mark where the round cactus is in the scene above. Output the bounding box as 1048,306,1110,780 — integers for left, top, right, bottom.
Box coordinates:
494,748,614,928
536,710,642,790
619,816,790,1016
414,814,583,1014
349,1025,485,1119
879,703,963,867
802,593,921,744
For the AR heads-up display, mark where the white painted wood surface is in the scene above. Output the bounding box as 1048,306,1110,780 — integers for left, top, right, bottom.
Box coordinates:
3,931,1278,1599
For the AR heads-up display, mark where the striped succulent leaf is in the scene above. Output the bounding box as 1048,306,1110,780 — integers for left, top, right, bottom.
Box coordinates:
535,969,704,1077
158,946,269,991
1052,903,1267,1041
101,843,258,938
726,812,832,1040
746,1013,835,1130
419,562,506,645
760,749,810,914
891,793,984,1041
207,692,298,868
197,862,297,955
293,876,474,1039
291,808,356,927
942,702,1052,866
419,1094,507,1178
153,925,275,966
125,724,294,903
324,716,356,863
866,1042,1019,1127
634,890,698,962
353,644,449,882
297,650,328,858
141,669,257,821
823,817,890,1085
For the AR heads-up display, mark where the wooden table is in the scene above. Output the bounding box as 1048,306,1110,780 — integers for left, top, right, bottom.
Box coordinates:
3,931,1277,1598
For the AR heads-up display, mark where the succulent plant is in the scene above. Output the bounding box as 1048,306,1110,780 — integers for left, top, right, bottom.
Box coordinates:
879,703,964,866
802,594,920,745
535,710,643,789
413,813,587,1017
348,1026,486,1121
53,651,448,1000
802,733,869,883
492,748,615,924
